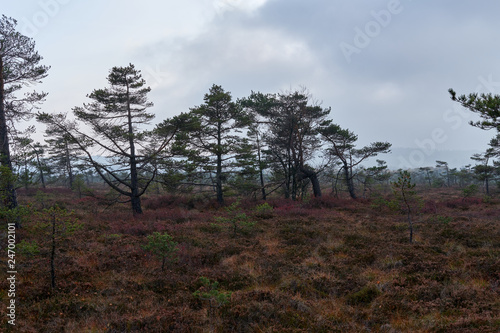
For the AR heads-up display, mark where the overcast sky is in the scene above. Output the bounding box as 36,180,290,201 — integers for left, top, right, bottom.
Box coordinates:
3,0,500,169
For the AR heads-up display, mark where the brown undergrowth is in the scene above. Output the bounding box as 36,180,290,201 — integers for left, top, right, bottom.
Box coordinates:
1,188,499,332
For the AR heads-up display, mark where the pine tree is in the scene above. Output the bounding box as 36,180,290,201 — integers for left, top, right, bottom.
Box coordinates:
38,64,173,215
449,88,500,131
42,113,80,188
0,15,49,209
245,89,330,200
175,84,251,205
320,124,391,199
238,91,275,200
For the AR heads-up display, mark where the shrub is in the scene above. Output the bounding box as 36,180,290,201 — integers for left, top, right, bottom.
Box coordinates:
16,240,40,257
435,215,452,225
346,285,381,305
253,202,274,219
370,194,391,211
214,201,256,236
193,276,232,319
462,184,479,201
142,232,179,271
143,195,177,210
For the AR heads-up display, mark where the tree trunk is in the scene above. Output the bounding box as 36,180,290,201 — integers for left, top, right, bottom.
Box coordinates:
129,157,142,215
127,84,143,215
343,163,357,199
65,140,74,189
40,168,46,189
300,166,322,197
284,163,290,199
24,164,29,190
485,177,490,196
256,136,266,200
36,152,46,189
216,119,224,205
216,153,224,205
284,172,290,199
0,55,18,210
259,168,266,200
332,168,343,198
131,195,142,215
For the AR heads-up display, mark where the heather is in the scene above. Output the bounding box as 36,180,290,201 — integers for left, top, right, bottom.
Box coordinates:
1,187,499,332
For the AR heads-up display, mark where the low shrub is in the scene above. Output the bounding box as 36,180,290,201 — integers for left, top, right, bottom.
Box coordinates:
142,232,179,271
346,285,381,305
253,202,274,219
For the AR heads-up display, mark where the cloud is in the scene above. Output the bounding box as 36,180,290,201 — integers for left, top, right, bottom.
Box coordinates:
7,0,498,163
135,9,325,117
130,0,500,156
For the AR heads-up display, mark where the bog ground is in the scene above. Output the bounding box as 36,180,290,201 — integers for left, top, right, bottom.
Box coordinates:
1,188,499,332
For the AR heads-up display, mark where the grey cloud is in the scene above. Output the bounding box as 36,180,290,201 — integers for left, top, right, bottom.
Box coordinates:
134,0,499,164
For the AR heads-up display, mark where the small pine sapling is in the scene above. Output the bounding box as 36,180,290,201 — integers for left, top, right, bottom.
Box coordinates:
35,205,82,289
16,240,40,257
391,171,421,243
253,202,274,219
142,232,179,271
214,201,256,236
193,276,232,322
72,174,88,199
462,184,478,202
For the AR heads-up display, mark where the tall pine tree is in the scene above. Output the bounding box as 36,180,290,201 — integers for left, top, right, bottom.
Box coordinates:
0,15,49,209
175,84,250,205
38,64,173,215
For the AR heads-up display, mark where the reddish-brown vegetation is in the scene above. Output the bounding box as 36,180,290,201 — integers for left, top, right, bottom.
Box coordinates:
2,188,499,332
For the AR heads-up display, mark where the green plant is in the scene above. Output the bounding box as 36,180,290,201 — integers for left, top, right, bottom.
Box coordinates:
16,240,40,257
0,203,30,227
370,193,391,211
72,174,88,199
34,190,51,210
435,215,452,225
482,194,492,204
193,276,232,318
142,232,179,271
214,201,256,236
253,202,274,218
0,166,30,227
462,184,479,201
207,222,224,233
106,233,122,240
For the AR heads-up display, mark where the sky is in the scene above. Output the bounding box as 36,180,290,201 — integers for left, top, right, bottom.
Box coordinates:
3,0,500,169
